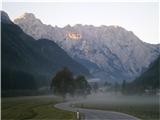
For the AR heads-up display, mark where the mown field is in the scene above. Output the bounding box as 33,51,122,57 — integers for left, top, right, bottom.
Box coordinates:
1,95,76,120
75,94,160,120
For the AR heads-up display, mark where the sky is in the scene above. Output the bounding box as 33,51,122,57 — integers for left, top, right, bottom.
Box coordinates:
2,2,159,44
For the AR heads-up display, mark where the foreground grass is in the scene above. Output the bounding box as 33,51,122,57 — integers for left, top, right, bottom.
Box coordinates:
2,96,76,120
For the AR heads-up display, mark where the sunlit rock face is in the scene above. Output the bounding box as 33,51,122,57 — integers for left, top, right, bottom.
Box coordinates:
67,32,81,40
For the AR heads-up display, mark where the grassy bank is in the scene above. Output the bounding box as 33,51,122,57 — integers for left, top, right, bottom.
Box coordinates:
2,96,76,120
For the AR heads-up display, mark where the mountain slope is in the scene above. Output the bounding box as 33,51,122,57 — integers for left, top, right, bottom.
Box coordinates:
1,11,90,91
128,56,160,93
14,13,160,82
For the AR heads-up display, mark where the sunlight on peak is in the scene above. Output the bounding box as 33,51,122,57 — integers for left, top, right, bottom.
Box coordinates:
67,32,82,41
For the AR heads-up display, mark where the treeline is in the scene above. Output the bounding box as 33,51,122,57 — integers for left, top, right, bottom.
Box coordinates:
102,78,159,95
51,67,91,99
2,69,36,90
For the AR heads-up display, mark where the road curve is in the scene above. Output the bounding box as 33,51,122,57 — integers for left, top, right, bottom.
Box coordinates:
54,101,140,120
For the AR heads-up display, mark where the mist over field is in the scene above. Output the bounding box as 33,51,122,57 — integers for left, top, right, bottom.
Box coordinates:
67,92,159,120
74,92,159,105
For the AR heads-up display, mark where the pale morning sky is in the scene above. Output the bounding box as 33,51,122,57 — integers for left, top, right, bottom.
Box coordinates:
2,1,159,44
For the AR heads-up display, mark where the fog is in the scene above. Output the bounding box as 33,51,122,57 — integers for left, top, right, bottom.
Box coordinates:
66,92,159,106
4,91,158,106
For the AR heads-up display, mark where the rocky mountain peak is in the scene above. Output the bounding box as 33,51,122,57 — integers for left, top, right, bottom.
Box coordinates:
16,13,35,20
14,13,42,26
14,13,47,40
14,12,160,82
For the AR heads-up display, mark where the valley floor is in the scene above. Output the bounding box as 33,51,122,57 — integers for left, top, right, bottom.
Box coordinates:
75,93,159,120
1,95,76,120
2,94,159,120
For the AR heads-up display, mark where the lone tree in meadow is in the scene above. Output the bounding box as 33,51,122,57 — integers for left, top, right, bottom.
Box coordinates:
51,67,91,99
51,67,75,99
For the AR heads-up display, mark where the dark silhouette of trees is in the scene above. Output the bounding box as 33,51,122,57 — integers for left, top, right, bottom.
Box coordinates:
104,81,112,87
2,70,36,90
114,82,120,93
93,82,99,93
75,75,91,97
51,67,91,99
51,67,74,99
121,80,126,94
104,81,108,86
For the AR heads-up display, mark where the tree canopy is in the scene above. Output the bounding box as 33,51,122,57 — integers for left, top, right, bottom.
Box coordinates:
51,67,91,99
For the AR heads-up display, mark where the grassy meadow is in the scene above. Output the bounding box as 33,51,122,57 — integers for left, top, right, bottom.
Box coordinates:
1,95,76,120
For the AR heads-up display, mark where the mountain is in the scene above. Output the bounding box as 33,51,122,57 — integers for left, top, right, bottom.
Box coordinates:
14,13,160,82
127,56,160,93
1,11,90,91
1,11,12,24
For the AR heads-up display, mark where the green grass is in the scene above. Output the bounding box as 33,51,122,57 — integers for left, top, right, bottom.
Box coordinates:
2,96,76,120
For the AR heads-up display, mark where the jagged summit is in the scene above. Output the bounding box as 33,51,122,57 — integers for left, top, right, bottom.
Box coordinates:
15,13,35,20
14,12,130,31
14,12,43,26
1,10,12,24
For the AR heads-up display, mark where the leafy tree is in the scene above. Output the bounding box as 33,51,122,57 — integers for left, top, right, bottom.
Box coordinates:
51,67,91,99
51,67,74,99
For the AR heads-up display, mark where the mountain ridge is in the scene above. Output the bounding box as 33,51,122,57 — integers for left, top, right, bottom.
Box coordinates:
14,12,160,82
